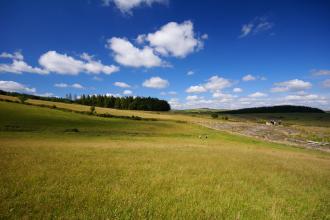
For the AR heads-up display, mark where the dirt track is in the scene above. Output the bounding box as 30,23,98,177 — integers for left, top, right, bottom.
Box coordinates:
195,120,330,152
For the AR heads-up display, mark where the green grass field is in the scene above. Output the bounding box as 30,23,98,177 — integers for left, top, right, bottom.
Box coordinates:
0,101,330,219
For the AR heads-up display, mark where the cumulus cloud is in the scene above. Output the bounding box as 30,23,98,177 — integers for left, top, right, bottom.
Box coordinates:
311,69,330,76
282,93,328,106
54,83,84,89
168,98,181,109
105,92,122,97
107,21,206,68
37,92,54,97
242,74,266,82
271,79,312,92
0,51,119,75
102,0,167,14
204,76,232,91
107,37,163,68
233,87,243,93
0,51,48,75
0,51,24,60
242,74,256,81
212,92,235,103
0,80,36,93
170,91,329,110
248,92,267,98
123,89,133,95
186,85,207,93
145,21,205,58
239,17,273,38
142,76,169,89
186,95,200,101
39,51,119,75
186,75,231,94
114,81,131,88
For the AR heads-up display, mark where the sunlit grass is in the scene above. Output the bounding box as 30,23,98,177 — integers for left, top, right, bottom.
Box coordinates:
0,100,329,219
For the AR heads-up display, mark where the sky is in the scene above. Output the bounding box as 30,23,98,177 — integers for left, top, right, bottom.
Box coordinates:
0,0,330,110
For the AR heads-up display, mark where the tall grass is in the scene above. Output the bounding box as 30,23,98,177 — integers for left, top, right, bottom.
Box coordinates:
0,101,329,219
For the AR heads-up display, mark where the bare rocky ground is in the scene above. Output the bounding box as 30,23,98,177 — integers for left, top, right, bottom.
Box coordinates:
195,120,330,152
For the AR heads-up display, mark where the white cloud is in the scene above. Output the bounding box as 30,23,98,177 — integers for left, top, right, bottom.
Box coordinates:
72,83,84,89
239,17,273,38
107,37,163,68
142,76,169,89
168,98,181,109
39,51,119,75
146,21,205,58
103,0,167,14
123,89,133,95
136,34,147,44
284,94,319,101
271,79,312,92
212,92,235,103
170,92,329,110
37,92,54,97
282,93,328,106
186,95,199,101
0,51,48,75
187,70,194,76
105,92,122,97
311,69,330,76
0,51,118,76
242,74,256,81
233,87,243,93
240,23,254,38
322,79,330,88
107,21,205,68
186,85,207,93
0,80,36,93
54,83,84,89
114,81,131,88
204,76,232,91
186,75,231,94
0,51,24,60
248,92,267,98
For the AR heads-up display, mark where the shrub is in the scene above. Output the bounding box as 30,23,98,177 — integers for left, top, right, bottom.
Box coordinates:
131,115,142,120
222,116,229,120
211,113,218,119
18,95,28,104
90,106,96,114
64,128,79,132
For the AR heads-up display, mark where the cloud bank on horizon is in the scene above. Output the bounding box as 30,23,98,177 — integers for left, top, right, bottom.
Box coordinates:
0,0,329,109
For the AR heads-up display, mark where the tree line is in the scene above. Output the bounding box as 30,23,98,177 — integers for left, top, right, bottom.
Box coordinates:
0,90,171,111
76,95,171,111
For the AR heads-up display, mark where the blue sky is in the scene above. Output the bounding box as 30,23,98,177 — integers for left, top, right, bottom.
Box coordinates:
0,0,329,109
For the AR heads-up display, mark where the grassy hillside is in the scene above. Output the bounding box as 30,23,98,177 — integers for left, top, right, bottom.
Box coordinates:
0,101,330,219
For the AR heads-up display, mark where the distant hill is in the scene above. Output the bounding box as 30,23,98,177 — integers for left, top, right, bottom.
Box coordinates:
220,105,325,114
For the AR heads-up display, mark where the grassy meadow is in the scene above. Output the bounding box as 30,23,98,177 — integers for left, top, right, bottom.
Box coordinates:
0,100,330,219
